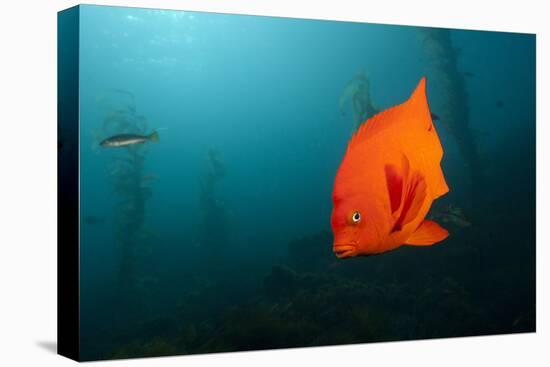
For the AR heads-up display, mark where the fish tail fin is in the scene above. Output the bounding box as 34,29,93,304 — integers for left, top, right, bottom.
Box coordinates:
434,174,450,200
149,131,160,143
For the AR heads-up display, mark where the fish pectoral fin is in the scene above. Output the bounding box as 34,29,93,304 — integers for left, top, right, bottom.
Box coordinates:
385,154,412,217
385,164,404,215
405,220,449,246
390,159,427,232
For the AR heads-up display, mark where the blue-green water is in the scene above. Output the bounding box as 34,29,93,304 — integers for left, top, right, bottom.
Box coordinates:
76,5,535,360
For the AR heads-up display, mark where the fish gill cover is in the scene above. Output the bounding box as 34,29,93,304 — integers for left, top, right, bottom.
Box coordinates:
74,4,535,361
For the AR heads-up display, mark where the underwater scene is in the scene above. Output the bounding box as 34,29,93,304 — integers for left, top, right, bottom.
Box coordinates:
76,5,536,361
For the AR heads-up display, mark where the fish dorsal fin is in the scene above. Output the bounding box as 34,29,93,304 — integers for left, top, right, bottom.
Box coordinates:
347,77,430,151
408,76,427,109
347,105,397,150
402,76,432,131
387,155,428,233
405,220,448,246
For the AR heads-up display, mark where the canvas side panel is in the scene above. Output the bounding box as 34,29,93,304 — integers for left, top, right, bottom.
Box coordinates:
57,5,80,362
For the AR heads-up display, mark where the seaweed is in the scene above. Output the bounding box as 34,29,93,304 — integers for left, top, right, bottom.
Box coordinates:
97,89,156,317
339,71,379,130
418,28,483,204
195,148,231,265
104,223,534,359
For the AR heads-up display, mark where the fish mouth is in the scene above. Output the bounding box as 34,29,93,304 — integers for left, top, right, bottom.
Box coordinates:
333,243,357,259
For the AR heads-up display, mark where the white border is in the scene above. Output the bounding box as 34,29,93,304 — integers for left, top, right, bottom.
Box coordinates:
0,1,547,366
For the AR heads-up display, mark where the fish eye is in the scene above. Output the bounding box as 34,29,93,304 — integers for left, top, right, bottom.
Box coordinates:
351,211,361,223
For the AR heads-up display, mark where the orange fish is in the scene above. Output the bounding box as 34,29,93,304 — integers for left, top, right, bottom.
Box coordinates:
331,77,449,259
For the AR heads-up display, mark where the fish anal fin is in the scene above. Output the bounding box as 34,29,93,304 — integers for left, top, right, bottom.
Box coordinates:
405,220,448,246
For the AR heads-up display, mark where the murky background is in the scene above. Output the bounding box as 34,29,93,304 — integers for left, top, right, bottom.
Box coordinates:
76,5,535,360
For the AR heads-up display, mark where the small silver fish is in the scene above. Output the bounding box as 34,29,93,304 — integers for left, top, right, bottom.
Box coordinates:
100,131,160,148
